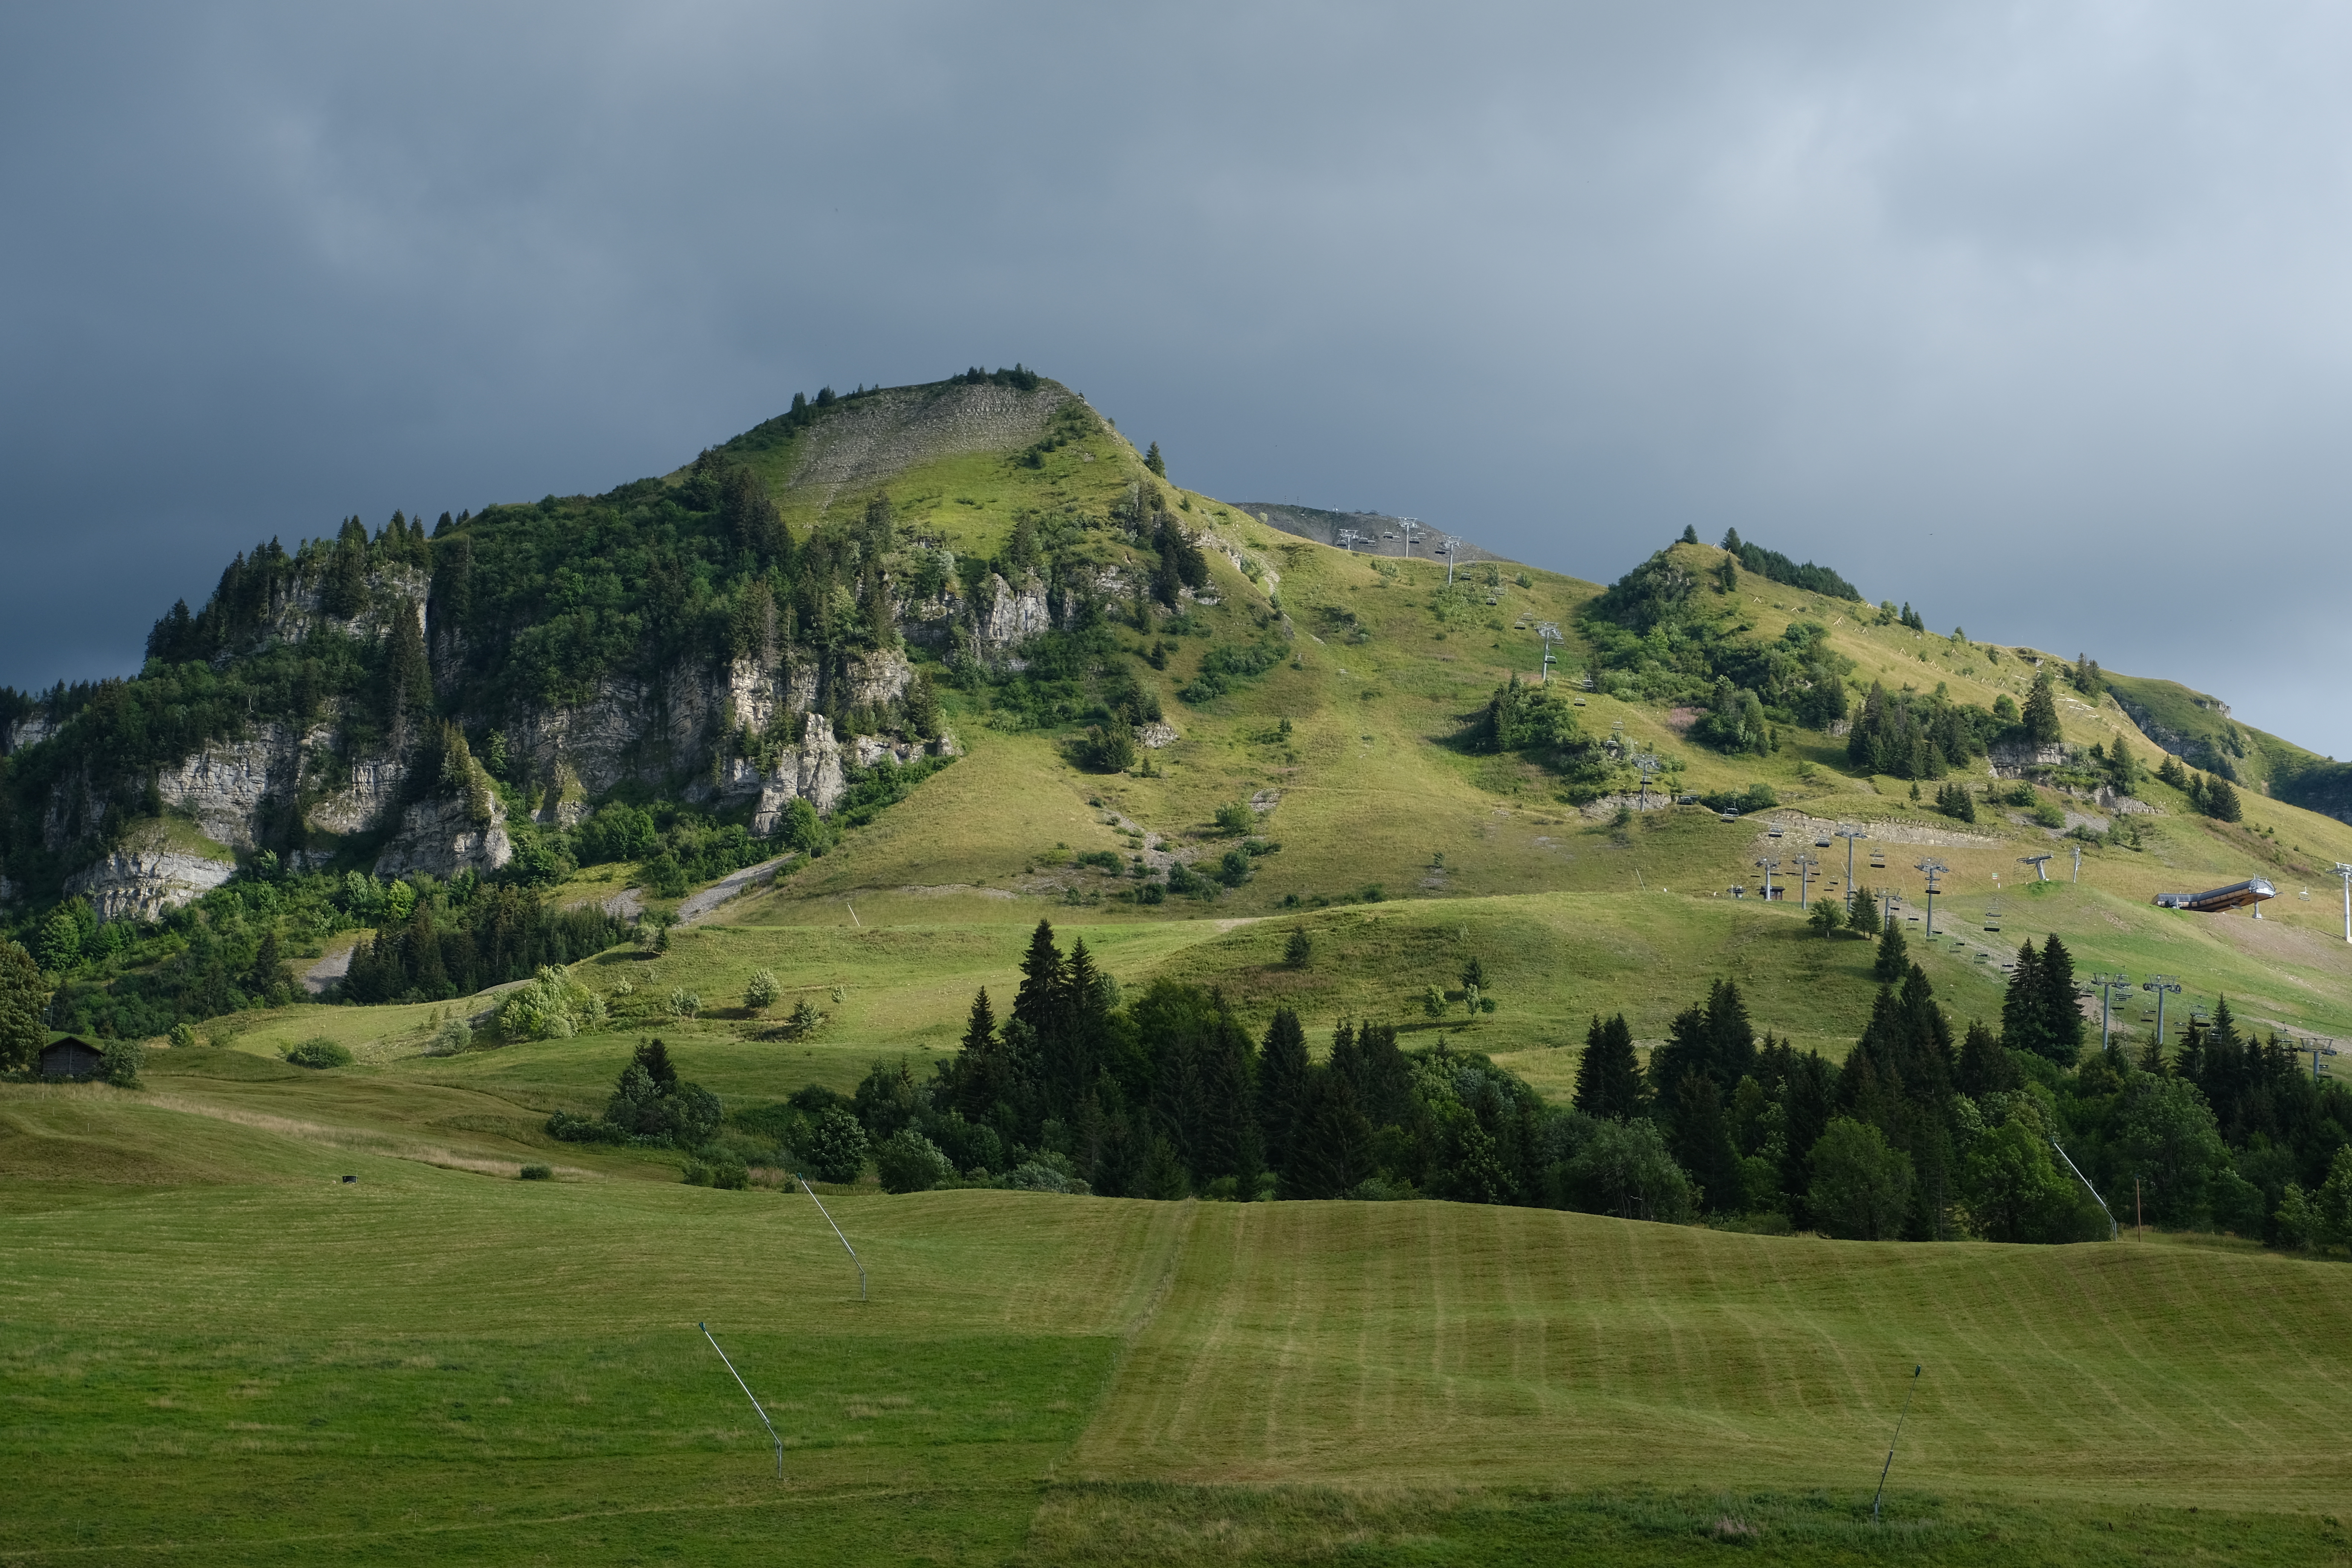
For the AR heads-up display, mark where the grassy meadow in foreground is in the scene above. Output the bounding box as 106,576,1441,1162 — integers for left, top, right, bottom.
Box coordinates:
6,1081,2352,1563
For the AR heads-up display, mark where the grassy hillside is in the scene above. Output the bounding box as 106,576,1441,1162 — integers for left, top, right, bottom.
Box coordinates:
6,1081,2352,1562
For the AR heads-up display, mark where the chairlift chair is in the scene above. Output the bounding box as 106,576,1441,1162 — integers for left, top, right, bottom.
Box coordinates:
1768,824,1783,839
1815,837,1832,848
1869,850,1888,869
1719,810,1740,823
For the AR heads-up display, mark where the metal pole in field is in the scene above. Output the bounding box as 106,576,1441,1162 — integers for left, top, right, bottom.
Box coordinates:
1872,1365,1923,1527
1836,824,1865,916
1790,852,1819,910
795,1173,867,1300
700,1323,784,1478
1914,859,1947,937
2337,864,2352,943
2073,843,2083,884
2142,975,2180,1058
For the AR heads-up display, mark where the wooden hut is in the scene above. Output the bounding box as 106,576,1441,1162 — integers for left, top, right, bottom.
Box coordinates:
38,1037,104,1079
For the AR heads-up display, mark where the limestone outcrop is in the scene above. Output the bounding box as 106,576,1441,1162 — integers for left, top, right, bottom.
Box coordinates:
67,844,238,921
372,793,513,880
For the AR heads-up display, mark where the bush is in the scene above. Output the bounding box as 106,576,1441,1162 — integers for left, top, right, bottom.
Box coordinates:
875,1127,955,1193
2029,800,2067,829
168,1021,198,1051
1004,1161,1079,1193
1700,784,1779,816
427,1017,473,1055
1213,801,1255,835
285,1037,352,1069
100,1037,145,1086
1074,724,1137,773
518,1164,552,1180
744,969,780,1013
666,988,700,1020
498,966,605,1041
546,1109,630,1144
805,1107,870,1183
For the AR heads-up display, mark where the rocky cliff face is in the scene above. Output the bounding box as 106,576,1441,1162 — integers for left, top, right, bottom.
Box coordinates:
67,844,238,922
372,793,513,880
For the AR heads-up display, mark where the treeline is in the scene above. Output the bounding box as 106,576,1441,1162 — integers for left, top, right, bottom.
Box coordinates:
340,881,623,1004
784,919,1685,1207
26,860,621,1037
767,917,2352,1254
1715,528,1862,600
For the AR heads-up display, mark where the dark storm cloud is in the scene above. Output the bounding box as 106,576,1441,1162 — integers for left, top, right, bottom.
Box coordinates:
5,3,2349,754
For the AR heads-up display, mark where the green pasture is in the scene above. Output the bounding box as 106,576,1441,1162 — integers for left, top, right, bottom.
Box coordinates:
7,1084,2352,1564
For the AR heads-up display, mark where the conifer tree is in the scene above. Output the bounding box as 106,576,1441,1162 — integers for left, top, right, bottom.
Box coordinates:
2202,776,2242,822
1572,1013,1644,1121
2000,940,2046,1058
383,606,431,752
2035,935,2082,1063
1873,914,1910,983
2022,670,2062,746
1956,1020,2019,1098
1144,441,1165,476
1283,926,1312,969
1285,1068,1372,1199
1255,1007,1311,1175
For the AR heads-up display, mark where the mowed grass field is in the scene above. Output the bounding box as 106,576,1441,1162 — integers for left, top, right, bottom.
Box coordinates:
8,1079,2352,1565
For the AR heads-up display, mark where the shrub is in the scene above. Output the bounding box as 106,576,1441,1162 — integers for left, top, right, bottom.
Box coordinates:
1213,801,1255,835
545,1109,630,1144
100,1038,145,1086
875,1127,955,1193
167,1021,198,1051
744,969,780,1013
2030,800,2067,830
499,966,605,1041
427,1017,473,1055
518,1164,553,1181
805,1107,870,1183
1075,724,1137,773
285,1038,352,1069
1005,1161,1078,1193
667,988,700,1020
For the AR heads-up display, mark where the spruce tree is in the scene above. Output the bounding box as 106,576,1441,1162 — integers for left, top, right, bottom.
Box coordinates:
2203,776,2242,822
1873,916,1909,983
2000,940,2046,1058
1680,525,1700,545
2035,935,2082,1064
2022,671,2062,746
1256,1007,1312,1176
1956,1020,2019,1098
1460,955,1487,992
951,986,999,1118
1144,441,1165,477
1283,926,1312,969
1285,1068,1372,1199
1573,1012,1644,1121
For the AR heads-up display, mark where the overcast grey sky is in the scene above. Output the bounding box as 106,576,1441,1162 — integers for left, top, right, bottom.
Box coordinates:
5,3,2349,755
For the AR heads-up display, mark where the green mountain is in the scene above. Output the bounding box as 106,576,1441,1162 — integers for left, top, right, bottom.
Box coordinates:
9,366,2352,1557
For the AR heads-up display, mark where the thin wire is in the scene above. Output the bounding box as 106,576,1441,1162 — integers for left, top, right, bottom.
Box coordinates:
700,1322,783,1478
796,1173,867,1300
1872,1365,1923,1525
